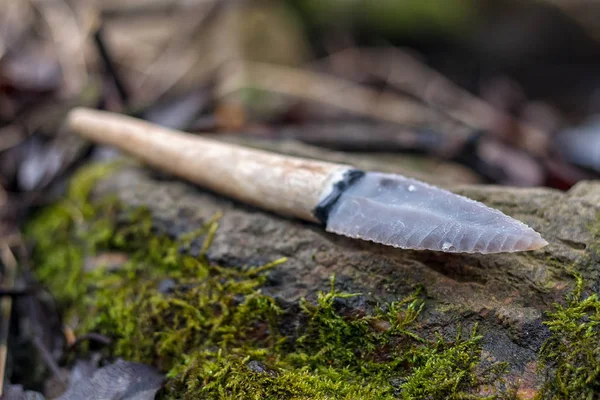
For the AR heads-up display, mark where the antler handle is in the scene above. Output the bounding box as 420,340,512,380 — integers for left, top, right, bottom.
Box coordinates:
67,108,351,222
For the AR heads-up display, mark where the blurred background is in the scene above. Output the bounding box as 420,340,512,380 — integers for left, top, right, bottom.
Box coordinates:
3,0,600,202
2,0,600,393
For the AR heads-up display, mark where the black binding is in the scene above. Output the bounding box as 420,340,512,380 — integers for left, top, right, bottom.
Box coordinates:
313,169,365,224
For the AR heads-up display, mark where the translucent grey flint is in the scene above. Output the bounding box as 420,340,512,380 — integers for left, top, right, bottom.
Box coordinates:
325,172,547,254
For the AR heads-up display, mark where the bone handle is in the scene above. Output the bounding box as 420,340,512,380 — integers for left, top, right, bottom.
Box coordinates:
67,108,351,222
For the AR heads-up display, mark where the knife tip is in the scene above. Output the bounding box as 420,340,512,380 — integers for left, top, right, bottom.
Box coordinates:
506,229,548,253
477,228,548,254
527,235,549,251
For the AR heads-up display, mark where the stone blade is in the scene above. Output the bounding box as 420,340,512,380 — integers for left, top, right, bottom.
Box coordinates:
325,172,548,254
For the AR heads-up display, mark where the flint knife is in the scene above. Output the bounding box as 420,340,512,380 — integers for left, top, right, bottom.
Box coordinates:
67,108,548,254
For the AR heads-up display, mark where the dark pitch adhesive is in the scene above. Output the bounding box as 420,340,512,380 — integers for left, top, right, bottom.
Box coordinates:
313,169,365,224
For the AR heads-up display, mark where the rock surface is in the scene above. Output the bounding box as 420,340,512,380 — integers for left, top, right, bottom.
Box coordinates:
94,138,599,394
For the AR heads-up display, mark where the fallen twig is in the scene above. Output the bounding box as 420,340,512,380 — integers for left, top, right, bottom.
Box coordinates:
0,243,17,396
218,60,472,146
94,25,131,106
68,332,112,352
29,0,90,97
366,48,551,156
134,0,222,104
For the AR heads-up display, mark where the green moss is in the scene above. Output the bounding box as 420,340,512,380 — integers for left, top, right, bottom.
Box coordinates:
166,278,505,400
168,349,395,400
26,162,512,399
537,274,600,400
400,327,510,400
24,162,122,308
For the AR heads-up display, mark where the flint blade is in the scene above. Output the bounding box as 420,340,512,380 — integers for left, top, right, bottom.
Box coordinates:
325,172,547,254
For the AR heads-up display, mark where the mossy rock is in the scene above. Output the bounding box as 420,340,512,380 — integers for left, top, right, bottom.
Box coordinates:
25,139,600,399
